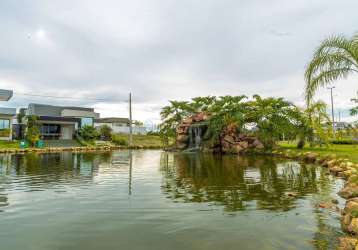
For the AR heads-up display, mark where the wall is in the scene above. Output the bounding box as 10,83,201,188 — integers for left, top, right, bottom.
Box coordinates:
94,123,147,135
61,109,100,119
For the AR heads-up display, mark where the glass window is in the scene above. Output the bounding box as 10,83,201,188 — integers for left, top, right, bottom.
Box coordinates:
0,119,10,129
40,124,60,135
81,117,93,127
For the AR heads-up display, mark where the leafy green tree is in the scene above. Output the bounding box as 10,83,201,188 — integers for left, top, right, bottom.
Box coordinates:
25,115,40,147
190,96,217,112
159,101,193,145
159,95,310,150
245,95,306,148
206,95,247,142
305,33,358,106
79,125,98,141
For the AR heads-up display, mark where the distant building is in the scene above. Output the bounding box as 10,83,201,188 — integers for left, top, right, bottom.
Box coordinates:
0,89,16,140
25,103,100,140
334,121,351,131
94,117,147,135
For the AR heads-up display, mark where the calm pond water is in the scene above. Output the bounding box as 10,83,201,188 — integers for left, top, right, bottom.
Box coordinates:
0,150,345,250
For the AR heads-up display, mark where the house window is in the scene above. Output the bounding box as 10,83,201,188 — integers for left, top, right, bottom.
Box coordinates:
0,119,10,129
81,117,93,127
115,123,127,127
40,124,61,135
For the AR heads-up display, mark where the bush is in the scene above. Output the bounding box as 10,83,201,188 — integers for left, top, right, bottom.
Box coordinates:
25,116,40,147
98,125,112,141
147,131,160,136
79,125,98,141
0,129,11,137
330,139,358,145
26,127,40,147
111,134,128,146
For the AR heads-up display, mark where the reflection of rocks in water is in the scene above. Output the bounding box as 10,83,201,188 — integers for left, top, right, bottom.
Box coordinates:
160,153,332,212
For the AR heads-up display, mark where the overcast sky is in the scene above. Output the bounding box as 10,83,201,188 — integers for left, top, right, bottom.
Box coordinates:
1,0,358,123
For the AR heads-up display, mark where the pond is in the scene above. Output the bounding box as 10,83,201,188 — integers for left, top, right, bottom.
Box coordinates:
0,150,345,250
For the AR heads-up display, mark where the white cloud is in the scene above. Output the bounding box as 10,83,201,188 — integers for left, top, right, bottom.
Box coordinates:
0,0,358,123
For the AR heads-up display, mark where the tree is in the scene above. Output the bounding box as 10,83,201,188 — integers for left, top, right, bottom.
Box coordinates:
206,95,247,142
159,101,193,145
305,101,331,146
245,95,306,148
305,33,358,106
98,125,112,141
25,116,40,147
79,125,98,141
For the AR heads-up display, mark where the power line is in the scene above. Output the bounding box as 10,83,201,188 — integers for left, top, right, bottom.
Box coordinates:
13,91,126,102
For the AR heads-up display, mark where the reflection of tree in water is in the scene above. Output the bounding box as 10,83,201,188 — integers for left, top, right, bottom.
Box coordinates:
0,187,8,212
160,153,332,212
310,208,343,250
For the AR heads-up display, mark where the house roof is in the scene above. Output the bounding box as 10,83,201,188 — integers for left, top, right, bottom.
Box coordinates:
95,117,130,124
28,103,95,116
0,89,13,101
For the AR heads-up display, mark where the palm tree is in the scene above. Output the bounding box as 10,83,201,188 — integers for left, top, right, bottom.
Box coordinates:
305,33,358,106
305,101,330,146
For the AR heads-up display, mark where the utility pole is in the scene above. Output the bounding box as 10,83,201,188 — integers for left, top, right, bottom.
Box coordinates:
339,109,341,122
327,86,336,138
129,93,133,147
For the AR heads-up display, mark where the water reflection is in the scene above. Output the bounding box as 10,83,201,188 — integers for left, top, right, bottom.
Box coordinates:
0,151,344,250
0,151,134,207
160,153,333,212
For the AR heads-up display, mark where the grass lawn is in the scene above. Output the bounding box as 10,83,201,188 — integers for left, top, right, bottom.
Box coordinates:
279,141,358,163
0,140,19,149
112,133,165,147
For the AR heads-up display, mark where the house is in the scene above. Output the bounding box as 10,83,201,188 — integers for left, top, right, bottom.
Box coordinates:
25,103,100,140
334,121,351,131
94,117,147,135
0,89,16,141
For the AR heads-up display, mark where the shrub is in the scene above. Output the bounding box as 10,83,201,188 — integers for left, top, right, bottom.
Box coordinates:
351,210,358,218
0,129,11,137
111,134,128,146
330,139,358,145
25,127,40,147
25,116,40,147
98,125,112,141
79,125,98,141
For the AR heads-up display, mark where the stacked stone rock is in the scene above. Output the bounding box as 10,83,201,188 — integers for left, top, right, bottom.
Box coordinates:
176,114,264,153
220,123,264,154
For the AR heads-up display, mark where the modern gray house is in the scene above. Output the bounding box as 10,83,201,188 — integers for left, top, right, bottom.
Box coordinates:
0,89,16,140
25,103,100,140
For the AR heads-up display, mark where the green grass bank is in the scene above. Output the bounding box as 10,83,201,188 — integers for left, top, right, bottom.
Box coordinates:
279,142,358,163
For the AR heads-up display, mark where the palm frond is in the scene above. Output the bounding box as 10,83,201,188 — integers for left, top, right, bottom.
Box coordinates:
304,32,358,105
305,67,355,104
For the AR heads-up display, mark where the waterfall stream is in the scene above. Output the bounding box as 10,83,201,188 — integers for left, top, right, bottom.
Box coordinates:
188,126,202,150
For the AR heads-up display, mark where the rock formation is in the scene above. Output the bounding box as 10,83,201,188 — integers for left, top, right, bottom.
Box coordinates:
176,113,264,153
176,112,210,150
219,123,264,154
